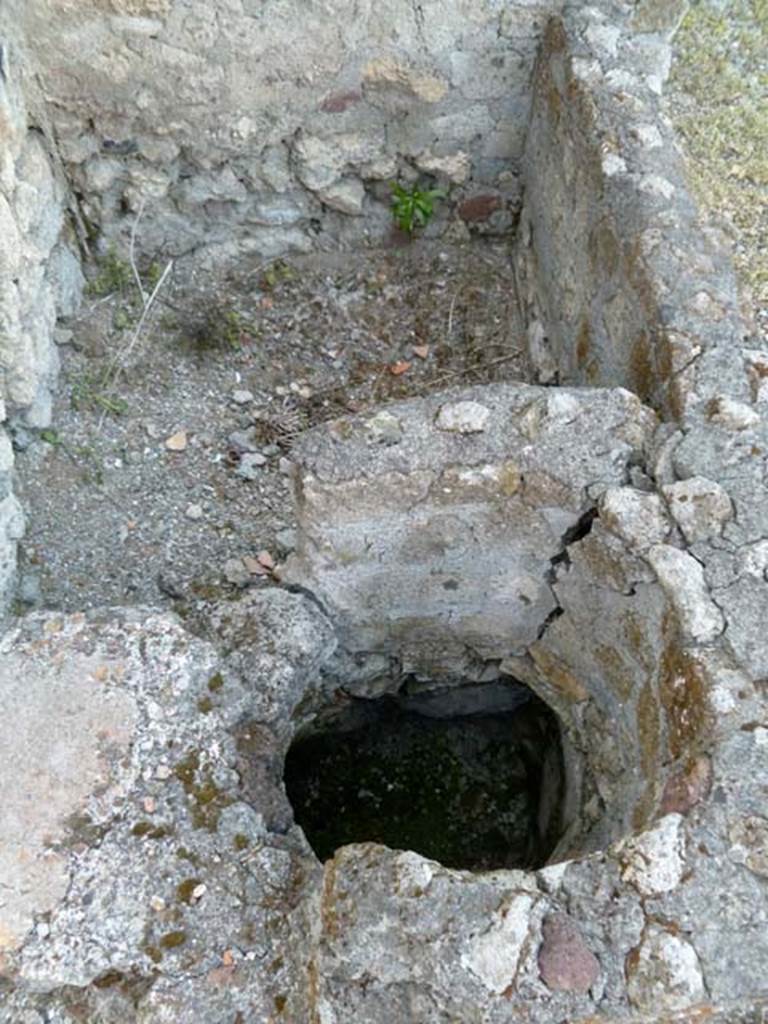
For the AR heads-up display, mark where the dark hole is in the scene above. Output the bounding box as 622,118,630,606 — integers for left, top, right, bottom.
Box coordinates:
284,680,564,871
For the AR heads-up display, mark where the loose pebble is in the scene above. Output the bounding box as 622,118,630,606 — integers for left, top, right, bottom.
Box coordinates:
165,430,188,452
232,389,255,405
236,453,268,480
223,558,250,586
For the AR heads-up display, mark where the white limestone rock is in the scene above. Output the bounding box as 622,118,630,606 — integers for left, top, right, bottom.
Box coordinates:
436,400,491,434
618,813,686,896
647,544,725,643
600,487,670,551
627,927,705,1013
663,476,733,543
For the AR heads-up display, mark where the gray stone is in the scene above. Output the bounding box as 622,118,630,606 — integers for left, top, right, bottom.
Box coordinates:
663,476,734,543
316,177,366,215
235,452,267,479
228,428,260,453
364,409,403,446
275,527,298,555
435,399,491,434
223,557,250,585
231,388,254,405
647,544,724,643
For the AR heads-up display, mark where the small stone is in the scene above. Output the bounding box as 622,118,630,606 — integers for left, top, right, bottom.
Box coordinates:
585,22,620,56
144,421,161,439
600,488,670,551
275,528,297,555
602,152,627,177
223,558,250,586
729,816,768,877
53,328,73,346
143,797,156,814
436,401,490,434
191,883,207,902
707,396,760,431
290,381,312,399
185,503,204,521
279,457,292,475
232,389,255,406
415,149,470,184
319,89,362,113
228,429,259,453
157,571,185,599
662,476,733,543
632,123,663,149
647,545,725,643
458,193,501,223
639,174,675,200
165,430,188,452
618,813,686,896
150,896,166,912
362,56,448,104
35,922,50,940
519,391,582,439
155,765,172,780
9,424,34,451
236,453,268,480
18,572,42,607
316,178,365,216
242,555,270,576
257,550,275,570
627,926,704,1013
538,913,600,993
365,410,403,446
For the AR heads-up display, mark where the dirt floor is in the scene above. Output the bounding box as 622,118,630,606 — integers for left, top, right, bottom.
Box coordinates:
13,240,526,616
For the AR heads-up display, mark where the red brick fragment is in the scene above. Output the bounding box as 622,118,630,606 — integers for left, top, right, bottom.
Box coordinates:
538,913,600,993
458,193,502,222
319,89,362,113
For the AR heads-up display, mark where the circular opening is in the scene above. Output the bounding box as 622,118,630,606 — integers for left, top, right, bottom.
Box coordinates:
284,680,565,871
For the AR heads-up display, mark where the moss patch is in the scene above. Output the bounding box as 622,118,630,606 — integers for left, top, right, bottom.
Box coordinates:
174,750,233,831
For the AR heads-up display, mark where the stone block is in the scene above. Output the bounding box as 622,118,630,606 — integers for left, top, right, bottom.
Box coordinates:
285,383,657,676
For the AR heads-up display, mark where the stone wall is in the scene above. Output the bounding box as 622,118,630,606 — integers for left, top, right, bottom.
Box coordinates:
10,0,557,266
515,0,752,422
516,0,768,684
0,20,83,614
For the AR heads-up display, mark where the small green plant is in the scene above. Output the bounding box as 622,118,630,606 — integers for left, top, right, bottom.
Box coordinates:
261,259,295,290
86,248,134,298
70,371,129,417
39,428,61,446
390,181,445,234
